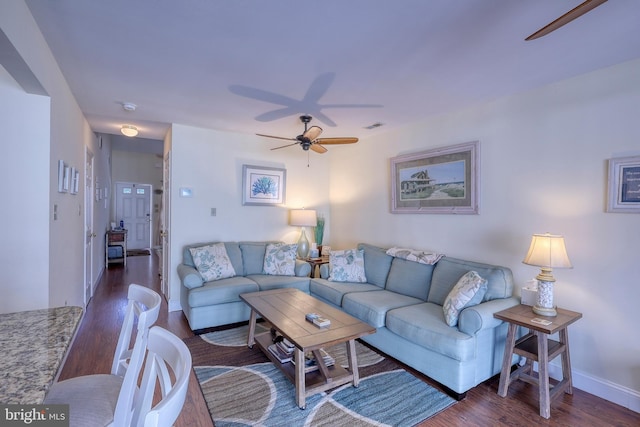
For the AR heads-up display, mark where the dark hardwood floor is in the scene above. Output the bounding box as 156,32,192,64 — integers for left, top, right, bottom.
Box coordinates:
59,253,639,426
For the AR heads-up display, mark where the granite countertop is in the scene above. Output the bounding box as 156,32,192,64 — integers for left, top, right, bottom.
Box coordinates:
0,306,83,404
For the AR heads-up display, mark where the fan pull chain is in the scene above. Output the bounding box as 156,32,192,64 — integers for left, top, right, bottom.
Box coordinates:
307,151,310,168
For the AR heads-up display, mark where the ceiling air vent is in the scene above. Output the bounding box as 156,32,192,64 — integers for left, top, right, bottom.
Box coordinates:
364,122,384,130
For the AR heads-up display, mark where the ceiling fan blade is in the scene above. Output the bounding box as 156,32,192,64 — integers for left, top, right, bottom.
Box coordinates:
303,126,323,141
526,0,608,41
310,143,328,154
256,133,297,141
271,142,300,151
316,137,359,145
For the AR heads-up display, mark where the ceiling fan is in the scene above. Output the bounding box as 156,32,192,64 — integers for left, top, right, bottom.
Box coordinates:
256,115,358,154
526,0,607,40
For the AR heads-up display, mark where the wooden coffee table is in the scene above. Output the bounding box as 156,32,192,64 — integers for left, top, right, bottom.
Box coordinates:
239,288,375,409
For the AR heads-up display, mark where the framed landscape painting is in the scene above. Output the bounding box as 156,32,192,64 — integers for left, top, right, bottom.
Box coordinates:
390,141,479,214
242,164,286,206
607,155,640,213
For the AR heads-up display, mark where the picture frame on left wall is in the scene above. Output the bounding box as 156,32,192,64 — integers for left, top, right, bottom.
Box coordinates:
58,160,69,193
242,164,286,206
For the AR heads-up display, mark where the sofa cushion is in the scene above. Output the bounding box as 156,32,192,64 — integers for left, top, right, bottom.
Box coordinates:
183,242,243,274
239,241,280,275
189,243,237,282
309,278,381,307
342,290,422,328
247,274,310,293
357,243,393,288
428,257,514,305
263,243,297,276
442,271,488,327
187,276,259,307
386,302,476,362
329,249,367,283
385,258,435,300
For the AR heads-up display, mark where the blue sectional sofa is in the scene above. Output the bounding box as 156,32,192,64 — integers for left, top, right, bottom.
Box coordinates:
178,240,519,397
309,243,520,397
178,241,311,330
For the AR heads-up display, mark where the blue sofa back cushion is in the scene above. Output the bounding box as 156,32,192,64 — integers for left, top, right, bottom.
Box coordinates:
428,257,514,305
357,243,393,288
385,257,435,300
240,241,284,275
183,242,243,275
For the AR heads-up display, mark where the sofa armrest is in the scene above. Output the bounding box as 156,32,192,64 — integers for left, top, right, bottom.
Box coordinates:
295,259,312,277
319,263,330,279
177,264,204,289
458,297,520,335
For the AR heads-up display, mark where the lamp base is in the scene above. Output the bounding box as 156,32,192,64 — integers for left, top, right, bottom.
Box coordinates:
532,304,557,317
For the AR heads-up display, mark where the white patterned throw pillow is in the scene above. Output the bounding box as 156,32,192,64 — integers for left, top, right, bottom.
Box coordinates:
385,247,444,265
189,243,236,282
263,243,297,276
442,270,488,327
329,249,367,283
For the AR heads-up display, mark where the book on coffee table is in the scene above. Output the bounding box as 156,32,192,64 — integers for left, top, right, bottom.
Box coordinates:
268,343,292,363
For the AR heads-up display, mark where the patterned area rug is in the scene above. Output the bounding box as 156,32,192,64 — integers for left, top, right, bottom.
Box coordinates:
185,324,456,426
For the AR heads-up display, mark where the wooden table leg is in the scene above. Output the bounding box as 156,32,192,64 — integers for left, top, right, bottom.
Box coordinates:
537,331,551,419
294,348,306,409
559,327,573,395
247,309,257,348
498,323,518,397
346,339,360,387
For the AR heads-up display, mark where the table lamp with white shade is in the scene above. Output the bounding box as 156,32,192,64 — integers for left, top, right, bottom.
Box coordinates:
522,233,572,317
290,209,317,259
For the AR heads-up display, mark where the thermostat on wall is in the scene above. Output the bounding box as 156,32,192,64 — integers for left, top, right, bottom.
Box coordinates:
179,187,193,197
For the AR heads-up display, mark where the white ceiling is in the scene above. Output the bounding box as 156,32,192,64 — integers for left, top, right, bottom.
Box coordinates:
24,0,640,143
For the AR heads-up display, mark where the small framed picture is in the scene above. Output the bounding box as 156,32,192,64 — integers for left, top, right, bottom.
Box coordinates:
242,164,286,206
607,155,640,213
58,160,68,193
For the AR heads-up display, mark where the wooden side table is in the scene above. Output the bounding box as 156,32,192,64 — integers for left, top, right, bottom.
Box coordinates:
494,304,582,419
302,256,329,278
106,229,127,268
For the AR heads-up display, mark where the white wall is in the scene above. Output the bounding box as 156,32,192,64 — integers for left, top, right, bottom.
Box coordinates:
168,124,331,306
0,65,50,313
111,149,163,245
329,59,640,410
1,1,111,311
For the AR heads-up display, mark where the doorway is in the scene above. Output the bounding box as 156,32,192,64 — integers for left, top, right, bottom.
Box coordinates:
115,182,152,250
84,148,94,306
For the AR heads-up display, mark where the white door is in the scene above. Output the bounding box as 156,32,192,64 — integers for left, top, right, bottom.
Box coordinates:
115,182,152,250
84,148,94,306
161,152,171,298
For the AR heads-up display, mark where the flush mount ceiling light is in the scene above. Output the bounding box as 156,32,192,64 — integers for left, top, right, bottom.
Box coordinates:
121,125,138,137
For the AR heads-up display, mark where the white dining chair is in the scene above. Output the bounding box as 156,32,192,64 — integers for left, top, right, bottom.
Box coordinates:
131,326,192,427
44,284,162,426
112,284,163,376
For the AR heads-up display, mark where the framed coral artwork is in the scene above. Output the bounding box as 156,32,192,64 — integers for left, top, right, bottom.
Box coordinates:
390,141,479,214
242,164,286,206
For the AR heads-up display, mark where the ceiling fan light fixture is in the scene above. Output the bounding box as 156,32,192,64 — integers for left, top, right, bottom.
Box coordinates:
121,125,138,137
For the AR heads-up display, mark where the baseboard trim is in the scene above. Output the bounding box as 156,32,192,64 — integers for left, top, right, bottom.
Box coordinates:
542,362,640,413
168,298,181,312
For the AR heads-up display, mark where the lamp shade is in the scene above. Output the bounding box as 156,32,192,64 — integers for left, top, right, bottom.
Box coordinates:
289,209,317,227
523,233,572,269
